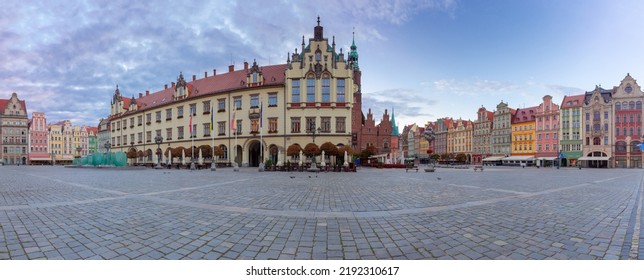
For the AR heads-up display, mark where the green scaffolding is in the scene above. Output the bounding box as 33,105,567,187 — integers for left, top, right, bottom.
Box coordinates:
73,152,127,167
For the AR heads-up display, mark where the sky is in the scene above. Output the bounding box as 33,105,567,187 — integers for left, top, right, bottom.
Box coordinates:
2,0,644,128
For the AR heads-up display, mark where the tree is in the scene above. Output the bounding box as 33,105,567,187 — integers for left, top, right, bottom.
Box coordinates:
338,145,355,156
287,143,302,156
304,143,321,157
213,146,224,157
126,148,137,159
455,153,467,162
171,147,184,158
361,145,377,159
320,142,339,156
198,145,212,158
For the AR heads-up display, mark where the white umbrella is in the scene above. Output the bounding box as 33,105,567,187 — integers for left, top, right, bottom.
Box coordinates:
181,149,186,165
320,150,326,167
198,148,203,165
344,150,349,166
299,149,304,166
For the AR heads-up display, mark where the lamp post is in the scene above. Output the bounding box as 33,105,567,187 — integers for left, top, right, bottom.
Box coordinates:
104,141,111,166
306,124,322,171
154,135,163,169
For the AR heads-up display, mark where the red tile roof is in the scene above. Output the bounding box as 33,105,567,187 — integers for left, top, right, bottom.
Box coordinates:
513,106,538,124
560,94,585,109
0,99,27,112
119,64,287,117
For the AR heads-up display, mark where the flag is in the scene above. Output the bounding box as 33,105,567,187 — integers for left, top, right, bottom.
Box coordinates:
210,107,214,133
189,115,193,136
230,110,236,131
259,101,263,128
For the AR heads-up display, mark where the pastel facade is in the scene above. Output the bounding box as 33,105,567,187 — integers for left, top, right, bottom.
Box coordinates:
612,74,643,168
0,92,29,165
581,87,613,168
107,19,361,167
28,112,50,164
491,101,515,157
472,106,493,164
508,106,536,166
48,120,75,164
535,95,560,166
448,119,473,162
559,94,584,167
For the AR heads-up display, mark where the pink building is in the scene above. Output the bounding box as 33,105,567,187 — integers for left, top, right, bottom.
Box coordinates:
535,95,560,167
28,112,51,164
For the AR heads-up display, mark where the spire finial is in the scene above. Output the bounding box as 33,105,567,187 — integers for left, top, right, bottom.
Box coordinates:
317,16,320,26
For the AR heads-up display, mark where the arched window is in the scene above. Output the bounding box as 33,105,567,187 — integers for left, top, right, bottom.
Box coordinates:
630,101,636,110
632,141,642,153
637,101,642,110
306,76,315,102
623,102,628,109
616,141,627,152
219,145,228,160
616,103,621,111
321,75,330,102
593,137,601,145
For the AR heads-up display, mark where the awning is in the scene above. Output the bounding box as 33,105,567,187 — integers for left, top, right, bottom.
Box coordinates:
482,156,505,161
578,157,610,161
29,158,52,161
503,156,535,161
537,157,557,161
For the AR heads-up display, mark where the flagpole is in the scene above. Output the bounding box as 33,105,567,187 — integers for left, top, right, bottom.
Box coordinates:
260,100,264,165
232,108,239,171
211,107,215,171
190,114,195,170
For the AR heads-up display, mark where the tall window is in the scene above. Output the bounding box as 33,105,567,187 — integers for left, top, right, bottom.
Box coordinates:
291,117,301,133
307,77,315,102
236,120,242,134
166,128,172,140
177,126,184,139
336,117,346,133
203,101,211,113
218,99,226,112
219,145,228,160
146,113,152,124
156,111,161,122
137,132,142,143
291,79,300,103
166,109,173,120
306,117,316,132
178,106,185,118
234,97,242,110
321,76,330,102
203,123,210,136
321,117,331,132
268,118,278,133
268,93,277,107
336,79,345,102
146,131,151,142
137,116,142,126
250,95,259,108
217,121,226,136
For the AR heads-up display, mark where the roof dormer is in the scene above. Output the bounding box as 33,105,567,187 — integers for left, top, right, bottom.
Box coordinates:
174,72,190,100
246,59,264,87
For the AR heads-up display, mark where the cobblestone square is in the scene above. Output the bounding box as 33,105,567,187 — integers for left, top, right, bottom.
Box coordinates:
1,165,643,259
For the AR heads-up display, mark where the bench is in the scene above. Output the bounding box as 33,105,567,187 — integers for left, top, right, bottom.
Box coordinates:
473,165,484,171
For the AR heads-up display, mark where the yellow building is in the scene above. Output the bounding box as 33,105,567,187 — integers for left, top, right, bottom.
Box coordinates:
108,18,360,167
447,119,473,162
48,120,74,164
506,106,537,166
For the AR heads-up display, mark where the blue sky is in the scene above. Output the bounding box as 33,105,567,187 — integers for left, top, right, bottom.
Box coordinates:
2,0,643,127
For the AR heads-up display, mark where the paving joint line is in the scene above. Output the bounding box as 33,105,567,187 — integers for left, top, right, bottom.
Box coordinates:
629,174,644,260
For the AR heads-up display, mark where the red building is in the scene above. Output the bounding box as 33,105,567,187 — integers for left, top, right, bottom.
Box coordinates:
28,112,51,164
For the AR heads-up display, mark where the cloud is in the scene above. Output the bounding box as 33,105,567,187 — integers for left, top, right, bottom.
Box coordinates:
428,78,521,96
363,88,439,126
0,0,455,126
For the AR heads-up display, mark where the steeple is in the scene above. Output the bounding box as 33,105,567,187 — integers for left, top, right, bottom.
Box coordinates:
314,16,323,41
391,108,399,136
349,30,359,70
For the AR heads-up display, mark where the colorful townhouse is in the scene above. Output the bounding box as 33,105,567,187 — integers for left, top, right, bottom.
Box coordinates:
473,106,494,165
486,101,515,165
535,95,560,167
505,106,537,166
559,94,584,167
28,112,50,165
612,74,643,168
580,86,613,168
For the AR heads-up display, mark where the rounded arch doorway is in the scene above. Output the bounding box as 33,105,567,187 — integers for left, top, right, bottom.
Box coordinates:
248,140,261,167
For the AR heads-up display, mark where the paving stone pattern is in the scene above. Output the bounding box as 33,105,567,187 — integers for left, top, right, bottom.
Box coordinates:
1,165,643,260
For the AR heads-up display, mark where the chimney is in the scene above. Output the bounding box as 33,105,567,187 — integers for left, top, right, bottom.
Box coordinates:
171,82,175,88
139,93,143,98
192,75,196,81
146,90,149,96
164,84,168,89
204,71,208,78
213,69,216,76
244,61,249,70
229,65,234,72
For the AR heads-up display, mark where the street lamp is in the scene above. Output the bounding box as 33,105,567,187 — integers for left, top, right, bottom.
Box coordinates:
154,135,163,169
306,124,322,171
104,141,111,166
